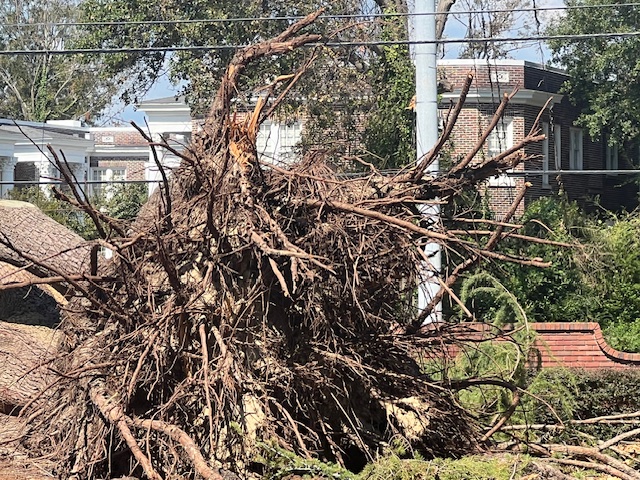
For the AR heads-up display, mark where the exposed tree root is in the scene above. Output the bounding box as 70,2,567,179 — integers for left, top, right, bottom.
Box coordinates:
0,9,563,479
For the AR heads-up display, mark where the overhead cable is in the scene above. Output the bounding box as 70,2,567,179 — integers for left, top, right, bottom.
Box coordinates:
1,30,639,56
4,2,640,29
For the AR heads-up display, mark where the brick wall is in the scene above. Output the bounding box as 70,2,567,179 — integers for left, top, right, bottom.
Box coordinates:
443,103,527,218
439,63,525,92
93,130,148,146
429,322,640,370
529,322,640,370
89,158,147,181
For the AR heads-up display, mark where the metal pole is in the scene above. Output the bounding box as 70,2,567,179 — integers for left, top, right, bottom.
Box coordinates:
413,0,442,322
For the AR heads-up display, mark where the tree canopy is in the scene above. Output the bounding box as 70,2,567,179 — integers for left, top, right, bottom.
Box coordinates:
77,0,367,109
0,0,119,122
548,0,640,145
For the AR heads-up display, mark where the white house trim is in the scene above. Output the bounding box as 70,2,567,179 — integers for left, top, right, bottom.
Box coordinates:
441,89,563,108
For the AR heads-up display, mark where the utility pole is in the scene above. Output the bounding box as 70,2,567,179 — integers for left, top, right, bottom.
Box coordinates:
412,0,442,322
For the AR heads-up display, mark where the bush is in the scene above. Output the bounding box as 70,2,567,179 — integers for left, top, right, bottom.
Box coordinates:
486,197,594,324
521,368,640,442
461,197,640,352
359,454,531,480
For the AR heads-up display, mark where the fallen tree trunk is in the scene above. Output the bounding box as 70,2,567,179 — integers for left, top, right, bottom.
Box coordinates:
0,321,60,415
0,200,90,281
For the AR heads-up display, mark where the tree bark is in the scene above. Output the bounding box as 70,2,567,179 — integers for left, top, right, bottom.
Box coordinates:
0,200,90,280
0,321,60,415
436,0,458,40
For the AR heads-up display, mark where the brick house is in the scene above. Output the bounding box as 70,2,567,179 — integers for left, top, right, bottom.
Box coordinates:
439,59,639,217
1,64,637,212
90,127,149,187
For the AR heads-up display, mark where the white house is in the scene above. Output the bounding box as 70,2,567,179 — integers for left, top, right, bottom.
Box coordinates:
0,119,92,196
0,96,304,199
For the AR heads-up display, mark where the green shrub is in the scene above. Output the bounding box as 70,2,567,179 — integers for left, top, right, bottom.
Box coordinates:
459,272,527,326
520,368,640,442
257,442,356,479
461,197,640,352
485,197,594,324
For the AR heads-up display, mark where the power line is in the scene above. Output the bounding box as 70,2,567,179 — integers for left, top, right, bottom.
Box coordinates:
2,168,639,187
508,169,640,176
4,2,640,29
1,30,639,56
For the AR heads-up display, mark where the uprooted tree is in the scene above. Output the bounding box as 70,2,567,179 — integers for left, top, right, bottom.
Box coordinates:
0,11,560,480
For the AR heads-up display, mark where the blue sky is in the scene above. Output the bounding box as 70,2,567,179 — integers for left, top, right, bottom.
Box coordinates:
103,74,181,126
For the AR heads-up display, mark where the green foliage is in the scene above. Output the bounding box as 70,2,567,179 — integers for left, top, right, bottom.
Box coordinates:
547,0,640,144
8,183,147,240
442,327,535,427
502,199,640,352
77,0,362,110
521,368,640,442
101,182,149,221
77,1,419,169
257,442,356,479
359,454,531,480
464,196,640,351
0,0,118,121
459,272,527,326
436,273,535,424
519,368,579,430
485,197,594,324
362,10,416,169
258,442,532,480
578,212,640,351
603,320,640,354
442,197,636,421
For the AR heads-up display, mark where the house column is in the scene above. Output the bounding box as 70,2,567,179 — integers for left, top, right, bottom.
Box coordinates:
36,161,56,195
0,156,17,198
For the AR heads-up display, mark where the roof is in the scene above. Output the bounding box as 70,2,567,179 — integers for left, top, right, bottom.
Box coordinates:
137,95,186,106
0,124,92,146
438,58,568,77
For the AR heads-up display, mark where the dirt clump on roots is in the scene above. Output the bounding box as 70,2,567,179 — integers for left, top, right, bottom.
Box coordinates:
0,11,550,480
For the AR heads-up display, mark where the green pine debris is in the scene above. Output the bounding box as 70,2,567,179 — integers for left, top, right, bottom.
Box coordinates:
257,443,531,480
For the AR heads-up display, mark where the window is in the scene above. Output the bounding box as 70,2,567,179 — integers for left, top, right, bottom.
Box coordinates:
487,118,515,186
605,141,618,174
487,117,513,158
92,168,126,196
279,122,302,149
569,127,583,170
542,122,550,188
256,120,302,163
162,132,191,144
92,168,126,183
256,120,275,157
553,124,562,169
